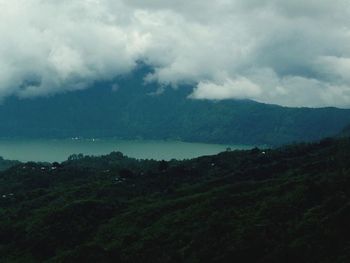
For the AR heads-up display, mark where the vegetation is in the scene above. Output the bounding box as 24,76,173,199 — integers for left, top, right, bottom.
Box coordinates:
1,66,350,146
0,156,20,172
1,137,350,262
339,124,350,137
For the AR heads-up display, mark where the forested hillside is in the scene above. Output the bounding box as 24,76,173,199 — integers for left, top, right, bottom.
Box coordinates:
0,157,20,172
1,67,350,146
1,137,350,262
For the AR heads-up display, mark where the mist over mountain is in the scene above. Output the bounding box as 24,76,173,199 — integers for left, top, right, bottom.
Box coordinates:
1,66,350,146
3,1,350,262
1,1,350,146
2,1,350,107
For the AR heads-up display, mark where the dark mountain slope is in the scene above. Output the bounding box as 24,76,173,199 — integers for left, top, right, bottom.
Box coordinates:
340,124,350,137
1,67,350,145
1,137,350,262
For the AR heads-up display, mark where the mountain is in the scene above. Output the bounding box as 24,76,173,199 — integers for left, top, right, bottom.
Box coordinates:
339,124,350,137
1,137,350,262
1,66,350,146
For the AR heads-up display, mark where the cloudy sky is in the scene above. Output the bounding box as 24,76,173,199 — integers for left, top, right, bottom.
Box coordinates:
1,0,350,107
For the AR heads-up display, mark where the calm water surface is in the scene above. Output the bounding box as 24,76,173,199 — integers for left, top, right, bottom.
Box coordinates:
0,138,253,162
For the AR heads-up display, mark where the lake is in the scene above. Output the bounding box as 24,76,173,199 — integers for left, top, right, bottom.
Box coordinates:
0,138,253,162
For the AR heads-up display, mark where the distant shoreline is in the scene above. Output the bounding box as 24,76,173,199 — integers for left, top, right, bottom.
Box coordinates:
0,138,255,163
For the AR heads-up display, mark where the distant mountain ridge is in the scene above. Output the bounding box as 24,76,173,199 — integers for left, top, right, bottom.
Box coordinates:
1,66,350,146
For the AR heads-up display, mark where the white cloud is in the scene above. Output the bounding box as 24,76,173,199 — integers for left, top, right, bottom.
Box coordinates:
190,77,262,100
1,0,350,107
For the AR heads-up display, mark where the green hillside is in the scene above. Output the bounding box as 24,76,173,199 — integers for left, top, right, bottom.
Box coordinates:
1,137,350,262
1,67,350,146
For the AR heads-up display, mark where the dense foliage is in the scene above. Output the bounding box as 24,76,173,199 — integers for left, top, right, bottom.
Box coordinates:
1,66,350,146
340,124,350,137
0,157,20,172
1,137,350,262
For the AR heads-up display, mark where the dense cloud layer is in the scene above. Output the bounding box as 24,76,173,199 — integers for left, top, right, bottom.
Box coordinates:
1,0,350,107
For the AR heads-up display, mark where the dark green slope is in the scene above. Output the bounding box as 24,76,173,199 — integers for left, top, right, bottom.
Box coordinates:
1,137,350,262
0,67,350,145
0,157,19,172
340,124,350,137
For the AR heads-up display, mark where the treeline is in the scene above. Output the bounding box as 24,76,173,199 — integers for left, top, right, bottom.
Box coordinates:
1,137,350,262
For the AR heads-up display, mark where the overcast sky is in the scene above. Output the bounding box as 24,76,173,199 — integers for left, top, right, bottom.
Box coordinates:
1,0,350,107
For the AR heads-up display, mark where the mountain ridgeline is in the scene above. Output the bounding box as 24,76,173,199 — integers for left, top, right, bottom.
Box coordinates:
1,67,350,146
1,137,350,262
